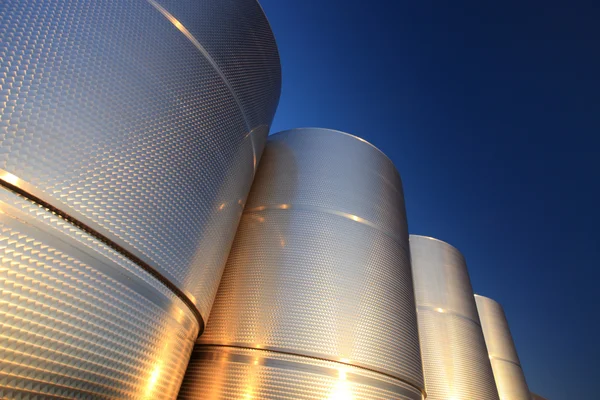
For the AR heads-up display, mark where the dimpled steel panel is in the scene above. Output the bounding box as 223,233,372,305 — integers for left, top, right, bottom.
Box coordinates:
410,235,500,400
152,0,281,130
0,187,199,399
0,0,281,319
179,347,423,400
182,128,425,399
475,295,531,400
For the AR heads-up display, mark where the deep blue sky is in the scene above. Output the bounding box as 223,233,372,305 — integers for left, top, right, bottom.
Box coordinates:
260,0,599,398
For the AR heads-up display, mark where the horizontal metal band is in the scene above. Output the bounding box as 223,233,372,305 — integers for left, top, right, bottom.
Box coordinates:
0,373,110,400
146,0,250,129
197,343,425,396
417,305,481,327
489,355,524,368
146,0,265,189
0,172,204,333
194,347,421,398
0,196,197,334
244,203,408,250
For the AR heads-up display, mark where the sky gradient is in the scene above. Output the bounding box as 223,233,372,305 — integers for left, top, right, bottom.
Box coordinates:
260,0,600,398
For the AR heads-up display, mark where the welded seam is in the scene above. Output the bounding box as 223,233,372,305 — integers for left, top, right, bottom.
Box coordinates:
0,176,204,334
145,0,249,129
243,125,269,173
145,0,260,167
244,203,408,250
195,344,426,397
0,199,198,334
417,305,482,327
489,355,523,368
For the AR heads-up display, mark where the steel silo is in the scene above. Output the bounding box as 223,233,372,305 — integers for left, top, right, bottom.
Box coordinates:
0,0,280,397
475,295,531,400
409,235,500,400
179,128,425,399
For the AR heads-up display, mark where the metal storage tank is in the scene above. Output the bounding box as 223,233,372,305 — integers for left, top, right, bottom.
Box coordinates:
0,0,280,398
475,295,531,400
409,235,500,400
179,128,426,400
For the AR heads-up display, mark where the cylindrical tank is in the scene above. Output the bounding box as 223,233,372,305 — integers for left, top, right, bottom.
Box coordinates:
0,0,280,397
179,128,425,399
409,235,500,400
475,295,531,400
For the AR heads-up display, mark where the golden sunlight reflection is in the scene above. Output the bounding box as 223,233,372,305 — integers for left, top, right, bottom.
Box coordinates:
242,356,261,400
248,213,265,223
328,365,353,400
0,171,20,186
147,0,190,40
144,361,163,399
173,20,184,30
175,308,186,324
143,332,178,399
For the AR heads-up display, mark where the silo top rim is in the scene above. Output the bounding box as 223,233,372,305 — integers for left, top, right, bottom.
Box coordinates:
271,127,395,166
474,294,502,308
409,234,463,255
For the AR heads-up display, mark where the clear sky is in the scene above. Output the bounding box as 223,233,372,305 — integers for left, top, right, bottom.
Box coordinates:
259,0,599,398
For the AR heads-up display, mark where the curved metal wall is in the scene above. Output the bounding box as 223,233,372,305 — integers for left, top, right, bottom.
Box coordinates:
0,187,199,399
409,235,500,400
0,0,280,397
179,128,425,399
475,295,531,400
0,0,281,321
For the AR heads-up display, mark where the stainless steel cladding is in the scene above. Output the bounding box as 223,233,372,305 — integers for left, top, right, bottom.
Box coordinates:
0,0,281,320
0,187,199,399
475,295,531,400
409,235,500,400
0,0,280,398
179,128,425,399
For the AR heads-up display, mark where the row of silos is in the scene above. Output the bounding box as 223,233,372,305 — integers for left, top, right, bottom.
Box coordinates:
0,1,540,400
178,129,534,400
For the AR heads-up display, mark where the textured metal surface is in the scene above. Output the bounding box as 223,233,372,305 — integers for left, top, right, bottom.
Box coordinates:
150,0,281,131
0,187,198,399
410,235,500,400
0,0,281,320
179,346,423,400
475,295,531,400
183,128,425,398
244,129,408,240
